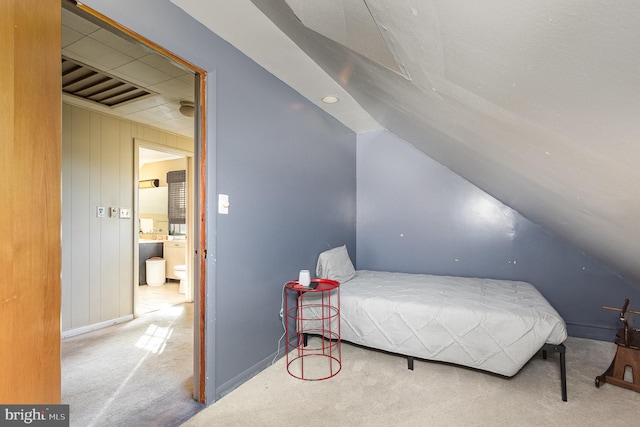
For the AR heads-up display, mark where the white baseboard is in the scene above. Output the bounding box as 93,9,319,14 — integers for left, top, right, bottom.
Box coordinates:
61,315,134,339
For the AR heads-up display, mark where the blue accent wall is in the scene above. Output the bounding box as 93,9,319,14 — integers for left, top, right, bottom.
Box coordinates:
213,53,356,393
82,0,356,402
357,130,640,341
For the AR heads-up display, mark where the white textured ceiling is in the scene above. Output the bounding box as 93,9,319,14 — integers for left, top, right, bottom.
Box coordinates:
171,0,640,286
284,0,406,77
169,0,381,132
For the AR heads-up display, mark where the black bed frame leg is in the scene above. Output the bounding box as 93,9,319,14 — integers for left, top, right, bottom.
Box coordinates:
542,343,567,402
560,348,567,402
407,356,414,370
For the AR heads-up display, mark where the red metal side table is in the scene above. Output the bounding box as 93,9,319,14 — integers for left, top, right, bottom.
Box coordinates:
284,278,341,380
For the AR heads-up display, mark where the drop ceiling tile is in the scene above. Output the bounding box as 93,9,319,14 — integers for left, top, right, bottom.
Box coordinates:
111,96,167,115
89,28,150,59
157,117,195,135
138,54,189,78
62,8,101,35
64,37,135,70
153,115,193,127
150,78,193,100
61,26,84,48
176,73,197,86
129,104,179,122
114,60,175,87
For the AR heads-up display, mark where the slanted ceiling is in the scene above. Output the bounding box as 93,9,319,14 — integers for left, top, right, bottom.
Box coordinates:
172,0,640,286
284,0,408,78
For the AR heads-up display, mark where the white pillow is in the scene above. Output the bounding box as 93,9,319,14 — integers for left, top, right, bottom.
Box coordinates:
316,245,356,283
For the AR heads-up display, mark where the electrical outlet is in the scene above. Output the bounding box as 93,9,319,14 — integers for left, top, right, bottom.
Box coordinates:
119,208,131,219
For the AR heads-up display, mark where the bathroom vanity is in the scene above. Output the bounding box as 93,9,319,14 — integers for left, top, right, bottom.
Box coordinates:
164,240,186,280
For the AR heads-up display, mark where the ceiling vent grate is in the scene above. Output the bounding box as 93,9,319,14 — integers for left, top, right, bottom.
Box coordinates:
62,56,154,107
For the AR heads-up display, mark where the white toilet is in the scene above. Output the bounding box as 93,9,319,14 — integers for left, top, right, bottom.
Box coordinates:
174,265,187,294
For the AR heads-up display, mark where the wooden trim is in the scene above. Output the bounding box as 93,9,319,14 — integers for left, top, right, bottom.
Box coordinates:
198,72,208,403
75,3,209,404
1,0,62,403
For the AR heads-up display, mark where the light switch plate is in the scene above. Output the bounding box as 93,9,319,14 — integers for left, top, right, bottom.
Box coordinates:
218,194,229,214
110,207,119,217
119,208,131,219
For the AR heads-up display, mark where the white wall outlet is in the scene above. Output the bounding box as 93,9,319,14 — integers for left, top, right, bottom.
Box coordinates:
218,194,229,215
96,206,106,218
119,208,131,219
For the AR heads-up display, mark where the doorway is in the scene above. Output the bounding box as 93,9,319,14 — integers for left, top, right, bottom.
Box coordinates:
60,0,207,411
135,144,195,316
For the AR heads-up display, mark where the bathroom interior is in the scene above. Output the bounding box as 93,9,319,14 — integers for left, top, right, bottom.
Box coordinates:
138,147,191,315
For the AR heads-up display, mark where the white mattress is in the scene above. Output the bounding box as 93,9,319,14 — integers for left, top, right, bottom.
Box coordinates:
302,270,567,377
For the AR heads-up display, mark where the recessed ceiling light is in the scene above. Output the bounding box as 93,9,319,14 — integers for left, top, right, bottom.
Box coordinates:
321,95,339,104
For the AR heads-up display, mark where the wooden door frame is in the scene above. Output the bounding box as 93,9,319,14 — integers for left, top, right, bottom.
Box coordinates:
73,4,209,403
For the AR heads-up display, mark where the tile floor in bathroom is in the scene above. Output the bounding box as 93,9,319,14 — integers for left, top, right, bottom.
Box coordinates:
138,281,186,315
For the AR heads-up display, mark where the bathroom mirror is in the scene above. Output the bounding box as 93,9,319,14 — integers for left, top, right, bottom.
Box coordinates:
139,187,168,215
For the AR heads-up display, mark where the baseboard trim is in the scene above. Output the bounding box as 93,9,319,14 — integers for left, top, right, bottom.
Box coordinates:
214,349,283,402
61,315,134,339
566,321,616,342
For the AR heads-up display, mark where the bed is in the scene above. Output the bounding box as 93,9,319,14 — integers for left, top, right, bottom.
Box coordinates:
302,246,568,400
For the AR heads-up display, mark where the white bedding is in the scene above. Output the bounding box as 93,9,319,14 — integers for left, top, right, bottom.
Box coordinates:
303,270,567,377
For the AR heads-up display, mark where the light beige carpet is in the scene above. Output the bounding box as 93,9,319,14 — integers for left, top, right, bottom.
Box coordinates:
62,303,202,427
183,336,640,426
